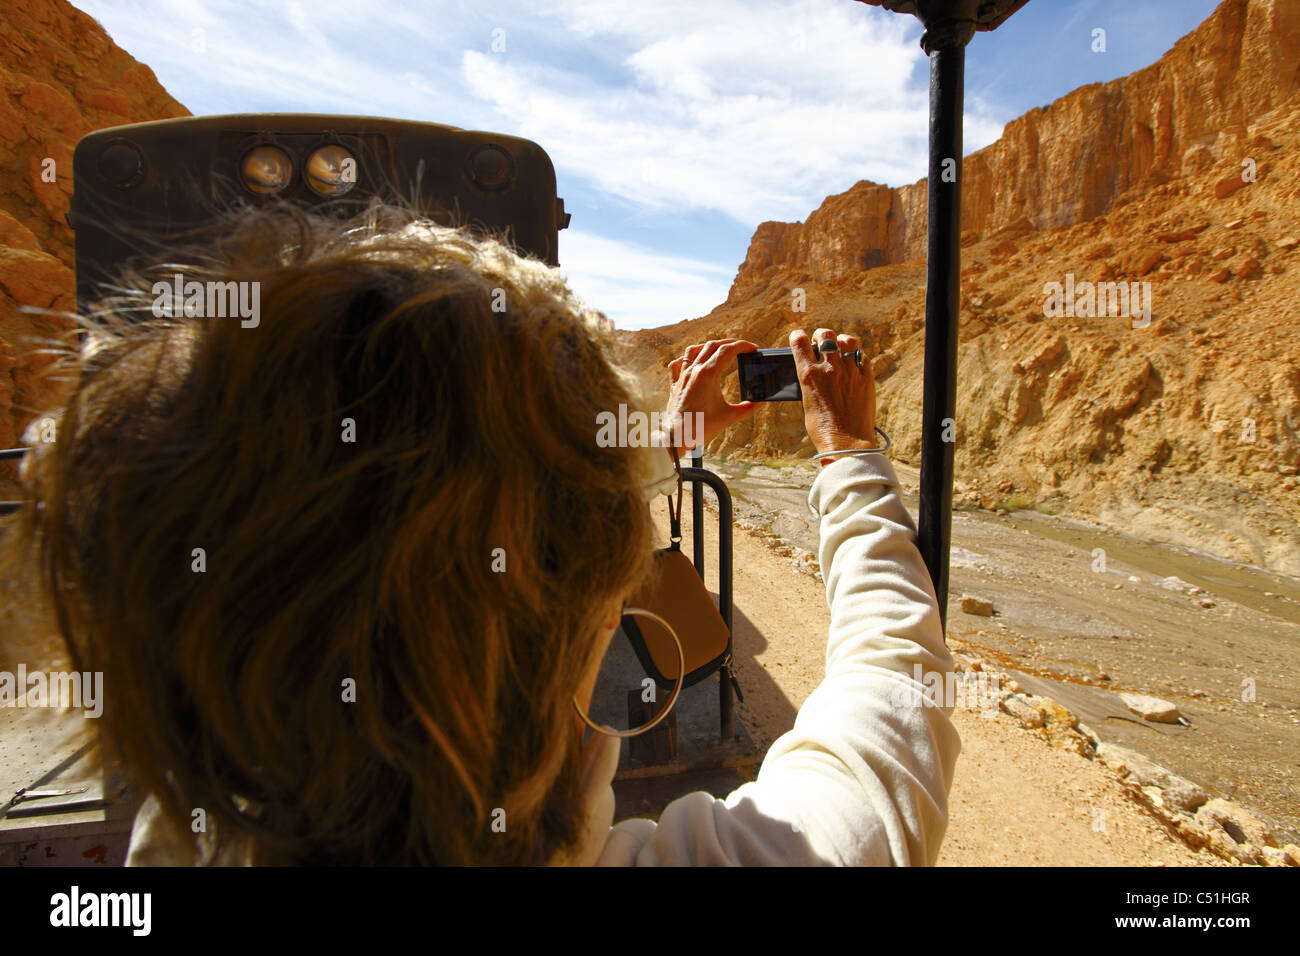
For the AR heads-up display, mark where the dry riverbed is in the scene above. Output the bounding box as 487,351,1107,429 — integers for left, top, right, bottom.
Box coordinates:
690,453,1300,847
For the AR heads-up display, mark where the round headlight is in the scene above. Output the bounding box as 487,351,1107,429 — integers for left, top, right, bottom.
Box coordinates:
241,145,294,196
97,140,145,189
467,143,514,190
305,145,357,197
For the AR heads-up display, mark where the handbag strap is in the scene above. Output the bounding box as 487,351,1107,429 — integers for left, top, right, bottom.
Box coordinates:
664,445,683,548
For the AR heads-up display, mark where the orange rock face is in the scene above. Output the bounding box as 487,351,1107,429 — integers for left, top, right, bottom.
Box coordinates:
0,0,188,456
628,0,1300,575
725,0,1300,284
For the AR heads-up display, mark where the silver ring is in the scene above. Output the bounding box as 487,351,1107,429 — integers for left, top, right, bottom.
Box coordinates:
818,338,839,354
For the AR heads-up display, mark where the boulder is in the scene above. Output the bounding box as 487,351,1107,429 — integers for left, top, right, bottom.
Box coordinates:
1206,827,1262,864
1118,692,1183,724
1235,256,1261,279
1214,173,1248,199
1261,846,1294,867
1175,818,1212,849
1196,798,1278,849
1095,742,1209,812
960,594,995,617
1001,695,1045,729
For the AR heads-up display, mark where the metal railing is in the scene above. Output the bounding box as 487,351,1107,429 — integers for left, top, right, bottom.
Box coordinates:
685,448,736,740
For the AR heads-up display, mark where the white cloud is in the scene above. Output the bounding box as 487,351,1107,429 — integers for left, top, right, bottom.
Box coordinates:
463,0,1010,223
71,1,482,120
556,231,734,330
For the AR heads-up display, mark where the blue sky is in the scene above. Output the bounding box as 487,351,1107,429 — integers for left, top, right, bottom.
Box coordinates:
71,0,1223,329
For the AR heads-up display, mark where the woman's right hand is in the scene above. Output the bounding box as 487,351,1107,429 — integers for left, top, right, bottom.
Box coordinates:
661,338,760,459
789,328,878,465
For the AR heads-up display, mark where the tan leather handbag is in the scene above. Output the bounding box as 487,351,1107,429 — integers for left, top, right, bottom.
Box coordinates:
621,449,734,691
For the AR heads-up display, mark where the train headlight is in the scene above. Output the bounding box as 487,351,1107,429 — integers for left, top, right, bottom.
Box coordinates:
241,145,294,196
305,145,357,197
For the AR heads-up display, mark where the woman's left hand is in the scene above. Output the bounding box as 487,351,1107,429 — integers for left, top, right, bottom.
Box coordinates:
659,339,760,458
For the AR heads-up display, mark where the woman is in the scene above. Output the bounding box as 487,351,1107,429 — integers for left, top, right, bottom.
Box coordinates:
5,203,959,865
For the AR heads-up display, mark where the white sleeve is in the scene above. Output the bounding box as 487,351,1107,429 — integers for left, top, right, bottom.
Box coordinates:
640,446,680,501
597,454,961,866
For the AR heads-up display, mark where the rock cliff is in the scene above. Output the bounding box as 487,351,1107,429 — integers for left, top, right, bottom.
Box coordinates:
0,0,188,455
628,0,1300,574
729,0,1300,285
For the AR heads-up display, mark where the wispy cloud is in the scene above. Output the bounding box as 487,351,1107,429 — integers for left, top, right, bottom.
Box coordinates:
470,0,1006,222
557,231,735,331
1061,0,1103,36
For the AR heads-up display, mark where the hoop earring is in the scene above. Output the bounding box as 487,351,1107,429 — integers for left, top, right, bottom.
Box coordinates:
571,607,685,738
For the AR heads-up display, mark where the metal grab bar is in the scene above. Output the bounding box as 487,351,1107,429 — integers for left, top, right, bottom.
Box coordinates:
681,461,736,740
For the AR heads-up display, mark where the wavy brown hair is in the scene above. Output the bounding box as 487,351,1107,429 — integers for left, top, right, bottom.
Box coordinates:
2,202,657,864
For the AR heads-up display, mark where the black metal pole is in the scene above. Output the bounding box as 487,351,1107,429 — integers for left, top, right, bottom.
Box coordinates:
682,465,734,740
916,22,971,636
691,448,705,575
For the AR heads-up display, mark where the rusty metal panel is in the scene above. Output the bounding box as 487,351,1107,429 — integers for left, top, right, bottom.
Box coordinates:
71,114,570,312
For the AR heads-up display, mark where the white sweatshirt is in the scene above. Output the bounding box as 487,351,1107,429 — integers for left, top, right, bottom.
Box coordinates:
126,454,960,866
